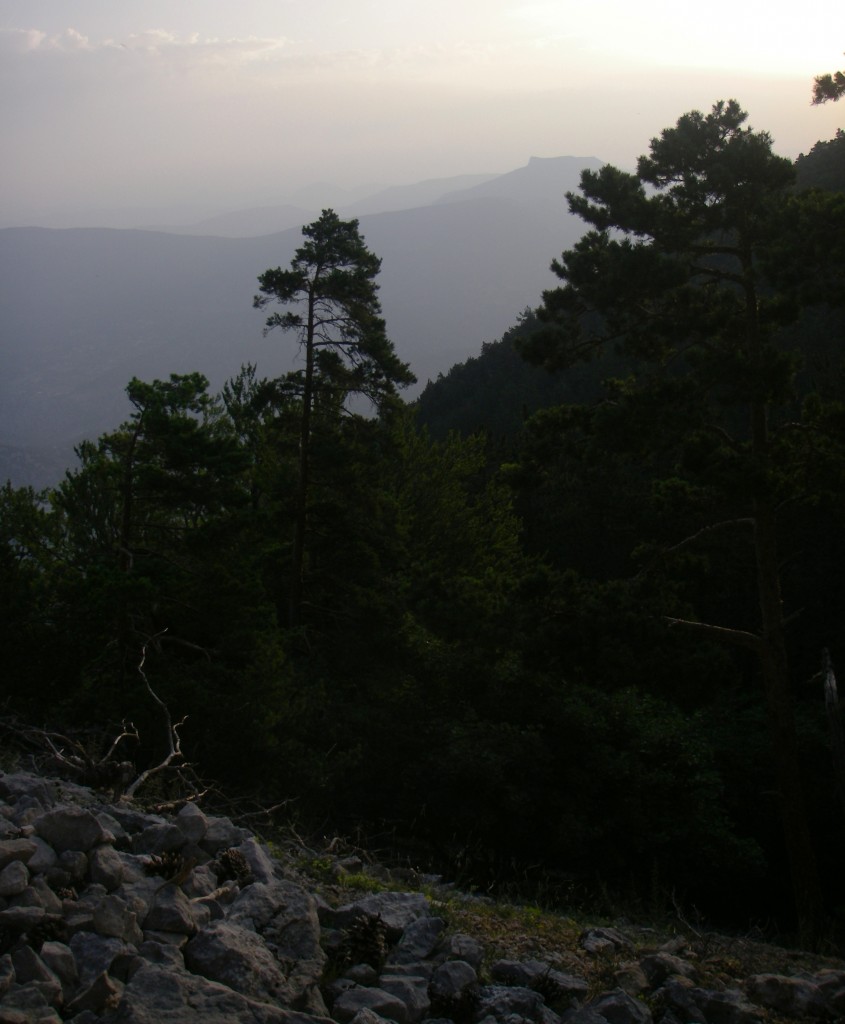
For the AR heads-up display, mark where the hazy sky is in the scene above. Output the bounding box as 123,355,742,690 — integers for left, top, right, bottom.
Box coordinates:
1,0,842,223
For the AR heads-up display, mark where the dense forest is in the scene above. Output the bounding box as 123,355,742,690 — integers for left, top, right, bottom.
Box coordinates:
3,104,845,948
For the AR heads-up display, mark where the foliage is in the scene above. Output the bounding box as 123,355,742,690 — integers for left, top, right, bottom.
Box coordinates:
813,55,845,104
795,130,845,192
254,210,415,628
518,99,845,944
3,118,845,939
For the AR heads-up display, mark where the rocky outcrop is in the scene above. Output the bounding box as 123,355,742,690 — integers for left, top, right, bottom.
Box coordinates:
1,768,844,1024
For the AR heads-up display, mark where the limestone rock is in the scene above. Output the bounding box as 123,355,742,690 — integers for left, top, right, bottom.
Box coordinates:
32,807,108,853
0,840,37,871
143,886,197,936
67,969,125,1015
89,843,125,890
0,861,28,898
174,802,208,844
378,973,431,1021
184,919,292,1006
745,973,826,1018
387,916,444,964
332,985,410,1024
107,962,326,1024
588,987,653,1023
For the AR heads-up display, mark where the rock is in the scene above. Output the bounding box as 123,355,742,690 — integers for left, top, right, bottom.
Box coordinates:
332,985,410,1024
58,849,88,883
174,802,208,844
588,988,652,1023
475,984,544,1023
1,766,839,1024
639,952,695,987
348,1008,396,1024
25,838,57,875
446,932,484,970
344,964,378,984
0,862,28,898
431,960,478,1001
0,840,37,871
106,962,322,1023
613,964,649,995
0,773,57,809
0,905,49,930
89,843,125,890
184,919,292,1006
28,877,62,915
562,1010,614,1024
143,886,198,935
32,807,108,852
388,916,444,964
688,987,763,1024
93,893,145,944
0,979,62,1021
490,960,589,1002
201,817,250,854
67,969,125,1015
9,945,62,1007
378,973,431,1021
236,837,277,884
69,931,133,988
38,941,78,995
136,939,185,971
327,893,430,941
133,823,186,856
227,880,325,999
580,928,633,954
816,969,845,1013
657,979,762,1024
745,973,826,1017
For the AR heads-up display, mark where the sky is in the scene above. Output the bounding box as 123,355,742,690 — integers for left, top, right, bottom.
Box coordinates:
1,0,843,225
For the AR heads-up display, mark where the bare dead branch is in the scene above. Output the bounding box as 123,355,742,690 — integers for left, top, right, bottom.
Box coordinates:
665,616,763,652
122,636,190,800
637,517,754,578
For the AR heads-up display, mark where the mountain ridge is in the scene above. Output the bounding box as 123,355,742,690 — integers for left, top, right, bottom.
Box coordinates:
0,155,601,487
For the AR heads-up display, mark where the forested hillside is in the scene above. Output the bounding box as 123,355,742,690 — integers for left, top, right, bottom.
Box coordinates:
3,110,845,949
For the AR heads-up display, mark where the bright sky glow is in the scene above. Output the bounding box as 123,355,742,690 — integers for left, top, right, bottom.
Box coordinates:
1,0,842,223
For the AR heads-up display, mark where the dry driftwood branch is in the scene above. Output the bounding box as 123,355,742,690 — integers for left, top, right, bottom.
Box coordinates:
16,721,138,797
122,635,192,799
665,616,763,652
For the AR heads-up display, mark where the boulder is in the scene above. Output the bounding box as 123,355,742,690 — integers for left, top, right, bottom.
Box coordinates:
745,973,827,1018
108,962,330,1024
387,916,444,964
332,985,410,1024
588,987,653,1023
184,919,292,1006
0,840,37,871
32,807,109,852
0,860,28,897
378,973,432,1021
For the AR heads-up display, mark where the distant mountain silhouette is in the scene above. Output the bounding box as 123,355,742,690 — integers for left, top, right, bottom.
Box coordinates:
435,155,603,206
148,204,317,238
0,156,601,486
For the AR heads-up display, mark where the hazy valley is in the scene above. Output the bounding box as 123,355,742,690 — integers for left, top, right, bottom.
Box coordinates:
1,155,600,487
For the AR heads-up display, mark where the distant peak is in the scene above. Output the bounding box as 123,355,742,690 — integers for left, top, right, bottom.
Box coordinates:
527,155,601,165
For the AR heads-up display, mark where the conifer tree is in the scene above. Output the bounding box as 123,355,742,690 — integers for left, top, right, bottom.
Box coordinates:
254,210,415,629
522,100,845,945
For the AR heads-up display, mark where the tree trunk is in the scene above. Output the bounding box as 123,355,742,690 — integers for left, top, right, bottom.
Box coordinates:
289,289,316,630
743,256,824,945
753,497,825,946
